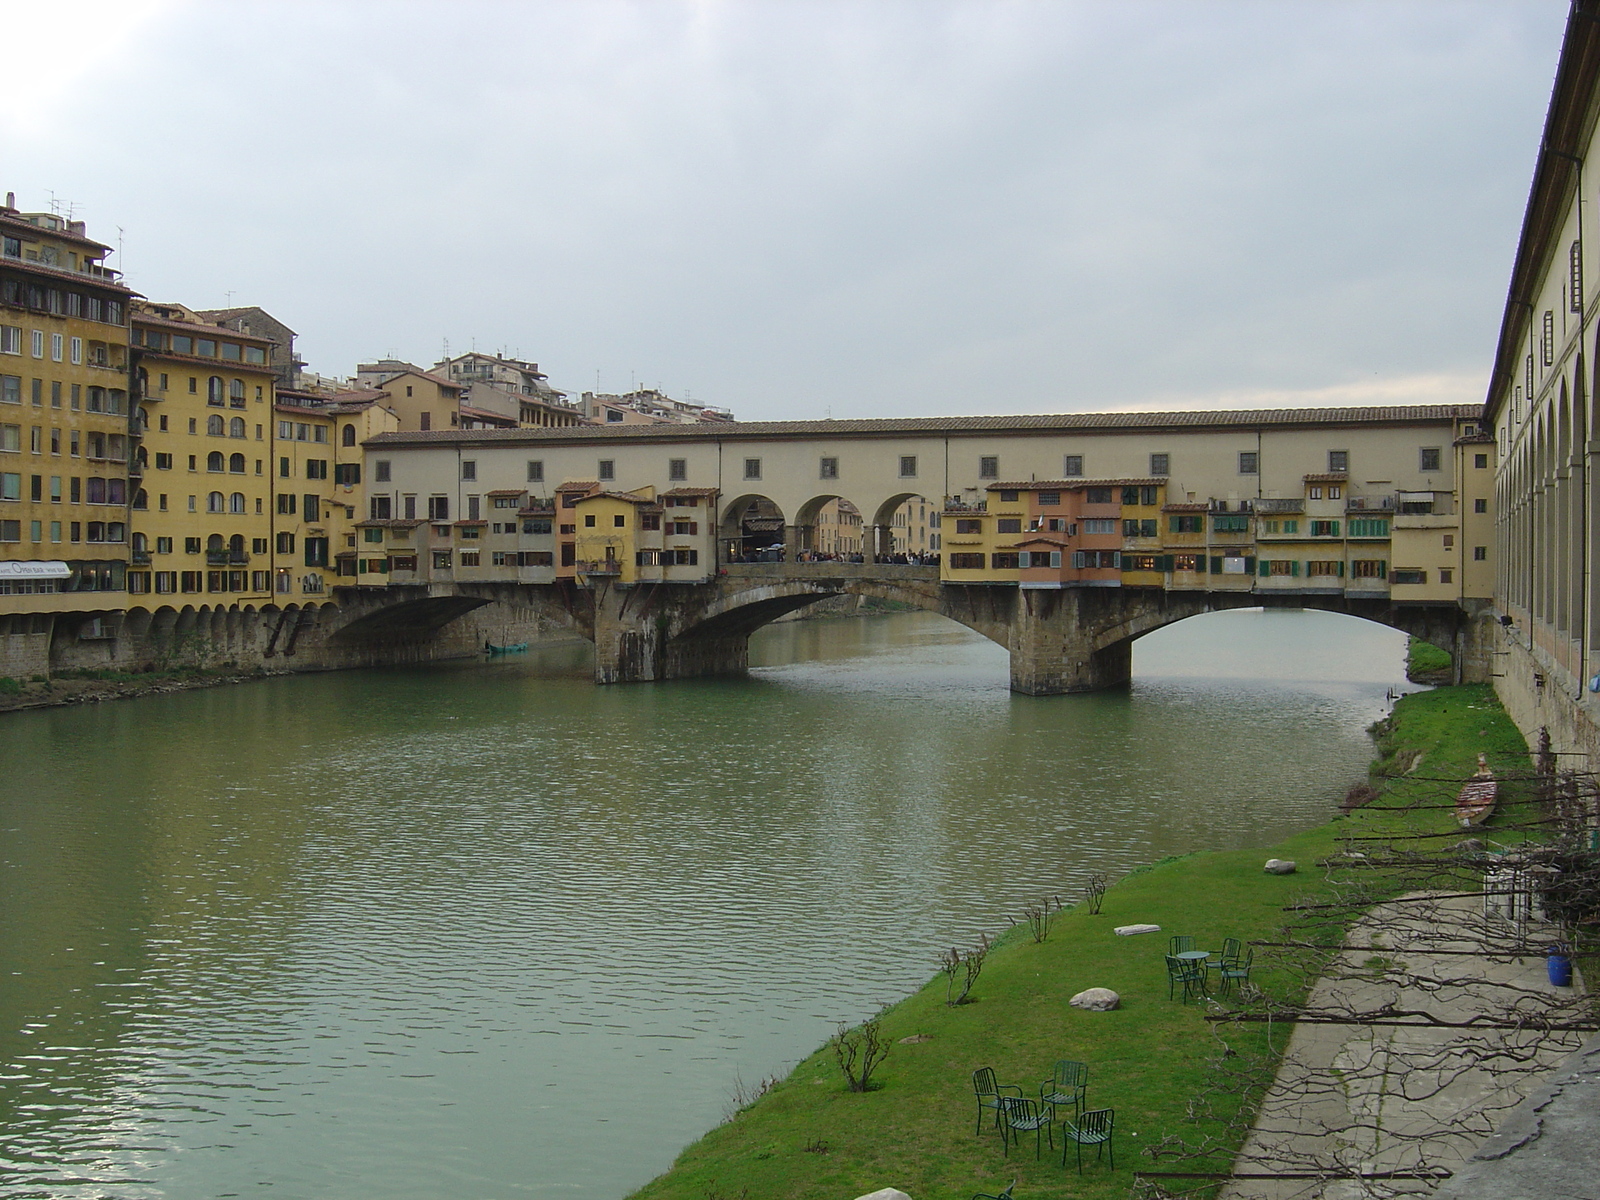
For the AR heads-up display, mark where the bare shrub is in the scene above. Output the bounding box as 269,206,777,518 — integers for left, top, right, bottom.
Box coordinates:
831,1018,890,1092
1083,871,1108,914
940,933,990,1006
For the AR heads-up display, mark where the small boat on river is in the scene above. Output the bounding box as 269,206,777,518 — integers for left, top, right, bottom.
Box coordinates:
1455,753,1498,827
484,641,529,655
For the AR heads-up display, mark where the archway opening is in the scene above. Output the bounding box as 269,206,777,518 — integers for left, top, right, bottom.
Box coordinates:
719,494,788,562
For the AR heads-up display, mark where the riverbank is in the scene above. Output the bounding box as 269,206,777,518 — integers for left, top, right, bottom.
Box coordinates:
627,685,1539,1200
0,664,288,713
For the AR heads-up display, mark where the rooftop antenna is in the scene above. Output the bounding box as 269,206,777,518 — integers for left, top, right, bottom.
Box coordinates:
224,290,236,306
47,190,59,215
442,337,450,362
115,225,124,269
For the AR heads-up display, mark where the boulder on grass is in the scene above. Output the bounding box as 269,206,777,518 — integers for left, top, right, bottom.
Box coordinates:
1114,923,1162,936
1264,859,1297,875
1069,987,1121,1012
853,1190,913,1200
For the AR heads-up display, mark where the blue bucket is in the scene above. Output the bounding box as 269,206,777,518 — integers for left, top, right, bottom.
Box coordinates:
1548,951,1573,987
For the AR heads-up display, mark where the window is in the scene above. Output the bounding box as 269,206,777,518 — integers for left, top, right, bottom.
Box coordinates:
1238,451,1258,474
1474,498,1488,513
229,417,246,438
428,495,449,521
669,458,687,481
1543,309,1555,366
948,552,985,570
979,455,999,479
229,379,246,408
278,457,290,478
1352,559,1387,579
1149,453,1169,476
1419,447,1441,472
1170,514,1203,533
334,463,360,485
207,491,225,513
304,537,329,567
1213,514,1249,533
207,451,224,472
743,458,761,480
304,495,320,522
306,459,328,480
462,459,478,481
1474,453,1488,469
1348,518,1389,537
229,492,246,514
276,531,295,553
997,518,1022,534
1309,520,1339,536
955,518,982,535
584,514,596,527
597,459,614,481
1328,450,1348,473
1473,545,1488,561
527,459,543,482
277,493,296,515
990,552,1019,570
819,456,838,480
0,375,19,404
1038,491,1060,506
899,455,917,478
229,453,245,473
1084,487,1113,505
70,337,81,365
1081,518,1116,535
1308,560,1342,577
1062,455,1083,477
1391,569,1427,585
342,424,356,447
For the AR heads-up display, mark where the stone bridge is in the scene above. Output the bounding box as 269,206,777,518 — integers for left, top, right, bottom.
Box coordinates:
318,564,1495,694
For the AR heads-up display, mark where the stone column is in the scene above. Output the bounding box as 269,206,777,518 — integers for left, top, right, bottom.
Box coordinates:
1006,588,1136,694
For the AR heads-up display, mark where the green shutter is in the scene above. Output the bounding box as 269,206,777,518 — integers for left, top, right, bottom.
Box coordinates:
1245,556,1256,573
1209,556,1221,573
1330,521,1340,536
1337,561,1345,576
1290,560,1301,576
1258,559,1270,576
1160,555,1173,572
1170,516,1180,532
1378,560,1387,578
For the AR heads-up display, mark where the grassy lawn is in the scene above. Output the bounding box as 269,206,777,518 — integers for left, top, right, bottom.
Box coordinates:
629,685,1533,1200
1405,636,1454,681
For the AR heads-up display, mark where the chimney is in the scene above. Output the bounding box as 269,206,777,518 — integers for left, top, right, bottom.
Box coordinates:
3,192,13,209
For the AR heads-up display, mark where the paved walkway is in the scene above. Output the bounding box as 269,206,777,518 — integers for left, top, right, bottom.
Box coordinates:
1217,893,1590,1200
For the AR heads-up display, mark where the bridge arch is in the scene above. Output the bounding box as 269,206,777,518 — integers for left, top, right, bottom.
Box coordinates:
719,492,788,560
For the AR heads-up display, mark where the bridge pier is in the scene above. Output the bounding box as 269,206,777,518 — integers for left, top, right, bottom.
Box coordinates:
1007,587,1138,694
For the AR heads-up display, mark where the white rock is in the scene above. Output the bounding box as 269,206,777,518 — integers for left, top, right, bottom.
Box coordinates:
1264,859,1298,874
1114,923,1162,936
1069,987,1121,1011
853,1190,913,1200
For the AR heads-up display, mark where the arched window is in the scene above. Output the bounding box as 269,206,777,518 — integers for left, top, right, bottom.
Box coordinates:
132,532,148,553
229,453,246,473
207,414,225,436
207,533,224,551
229,416,246,438
207,451,224,472
229,533,245,552
208,376,225,405
229,378,245,407
136,444,148,466
342,424,356,447
132,488,148,511
207,491,225,513
229,492,246,514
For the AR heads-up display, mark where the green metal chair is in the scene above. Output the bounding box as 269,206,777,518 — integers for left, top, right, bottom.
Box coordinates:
972,1181,1015,1200
972,1067,1022,1136
1041,1059,1088,1120
1208,937,1243,984
1169,934,1196,956
1166,954,1206,1003
1218,945,1254,995
997,1095,1055,1159
1062,1107,1115,1172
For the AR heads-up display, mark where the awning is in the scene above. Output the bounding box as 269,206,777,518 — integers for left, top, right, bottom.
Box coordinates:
0,560,71,579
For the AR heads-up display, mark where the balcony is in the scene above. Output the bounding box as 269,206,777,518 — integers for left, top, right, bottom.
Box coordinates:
205,550,250,565
577,558,622,576
1251,498,1304,514
131,550,152,565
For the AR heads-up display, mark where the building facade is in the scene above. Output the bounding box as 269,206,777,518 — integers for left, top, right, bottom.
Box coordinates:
0,200,135,632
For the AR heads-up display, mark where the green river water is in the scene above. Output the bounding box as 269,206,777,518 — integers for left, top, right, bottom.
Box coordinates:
0,608,1413,1199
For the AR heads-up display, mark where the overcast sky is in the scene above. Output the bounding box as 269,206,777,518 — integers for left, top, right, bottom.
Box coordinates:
0,0,1570,420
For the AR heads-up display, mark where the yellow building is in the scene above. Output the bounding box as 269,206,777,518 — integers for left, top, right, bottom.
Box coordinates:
274,394,398,596
130,303,275,600
0,202,135,619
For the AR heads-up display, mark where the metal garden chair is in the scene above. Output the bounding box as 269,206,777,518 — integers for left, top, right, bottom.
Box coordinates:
1218,945,1254,995
1166,953,1206,1003
972,1181,1015,1200
1041,1059,1088,1120
1169,934,1196,956
971,1067,1022,1136
997,1095,1055,1159
1061,1107,1115,1172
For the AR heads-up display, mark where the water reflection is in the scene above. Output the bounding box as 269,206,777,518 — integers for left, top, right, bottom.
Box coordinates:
0,609,1410,1199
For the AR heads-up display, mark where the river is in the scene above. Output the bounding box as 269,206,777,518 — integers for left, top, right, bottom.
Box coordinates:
0,608,1413,1200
